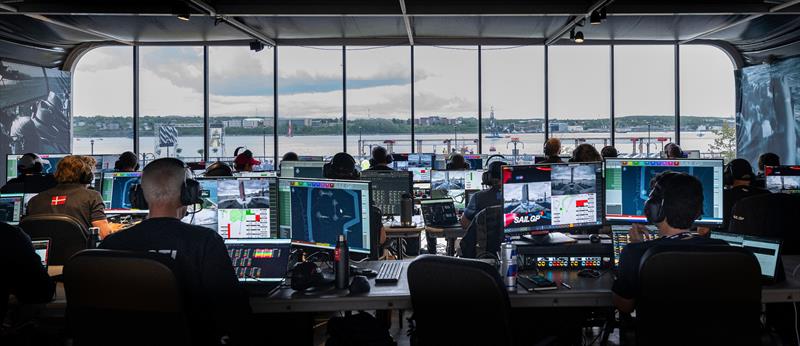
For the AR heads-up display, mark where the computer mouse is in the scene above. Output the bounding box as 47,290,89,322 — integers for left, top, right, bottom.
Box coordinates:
578,269,601,278
349,275,371,295
589,234,601,243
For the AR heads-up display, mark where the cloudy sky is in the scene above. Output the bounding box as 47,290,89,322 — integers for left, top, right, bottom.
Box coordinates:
73,44,735,121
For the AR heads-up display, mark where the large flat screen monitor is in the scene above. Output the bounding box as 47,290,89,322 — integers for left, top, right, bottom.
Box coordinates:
100,172,142,210
279,179,372,254
430,170,484,210
360,170,412,216
187,177,280,239
6,154,69,181
279,161,326,179
765,166,800,194
0,193,24,225
604,158,724,225
502,163,604,235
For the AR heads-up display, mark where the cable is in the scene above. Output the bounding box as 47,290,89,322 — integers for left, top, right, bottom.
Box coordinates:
795,303,800,346
791,263,800,278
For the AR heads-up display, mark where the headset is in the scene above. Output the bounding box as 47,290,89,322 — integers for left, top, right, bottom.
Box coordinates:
130,159,202,210
445,153,471,170
323,153,360,180
723,162,734,186
114,152,140,172
368,146,393,167
481,154,508,186
204,161,233,177
233,146,247,157
17,153,44,174
644,172,680,224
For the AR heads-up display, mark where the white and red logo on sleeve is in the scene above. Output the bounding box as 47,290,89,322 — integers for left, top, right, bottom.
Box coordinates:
51,196,67,206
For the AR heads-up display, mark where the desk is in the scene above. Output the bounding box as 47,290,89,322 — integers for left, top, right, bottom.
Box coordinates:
383,225,424,260
424,226,466,256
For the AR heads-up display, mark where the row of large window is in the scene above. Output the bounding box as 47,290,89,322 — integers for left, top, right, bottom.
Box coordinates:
72,44,735,165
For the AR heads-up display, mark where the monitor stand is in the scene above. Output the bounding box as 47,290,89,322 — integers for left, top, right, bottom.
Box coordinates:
520,232,577,245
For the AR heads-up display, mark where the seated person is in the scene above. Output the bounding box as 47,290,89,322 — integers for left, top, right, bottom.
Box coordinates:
0,222,55,321
113,151,139,172
612,172,727,314
457,159,507,257
541,138,564,164
569,144,602,163
324,153,387,258
365,146,394,171
662,142,683,159
1,153,57,194
203,161,233,177
601,146,618,158
722,159,769,230
754,152,780,188
234,149,260,172
446,153,470,170
26,155,118,239
99,158,251,344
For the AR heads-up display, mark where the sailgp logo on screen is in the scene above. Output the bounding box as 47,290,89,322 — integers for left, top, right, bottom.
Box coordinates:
514,214,541,224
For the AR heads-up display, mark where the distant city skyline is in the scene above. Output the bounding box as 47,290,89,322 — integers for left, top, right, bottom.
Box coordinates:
73,45,735,120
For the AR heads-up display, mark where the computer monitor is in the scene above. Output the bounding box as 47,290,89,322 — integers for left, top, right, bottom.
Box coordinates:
420,198,459,227
31,239,50,267
431,170,467,209
279,161,326,179
462,154,484,170
298,155,324,161
224,239,292,283
22,193,36,216
710,231,782,280
279,178,372,254
187,177,279,239
92,154,120,172
6,154,69,181
611,229,659,267
604,158,724,225
235,171,278,178
765,166,800,194
360,170,412,216
0,193,24,225
100,172,142,210
502,162,604,235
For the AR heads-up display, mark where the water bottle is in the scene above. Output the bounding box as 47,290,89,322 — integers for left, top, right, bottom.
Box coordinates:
400,193,413,227
500,242,517,292
88,227,100,249
334,234,350,289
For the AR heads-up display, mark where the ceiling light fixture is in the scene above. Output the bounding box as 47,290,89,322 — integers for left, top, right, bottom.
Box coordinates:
590,11,602,25
599,8,608,21
173,2,191,21
574,31,585,44
249,41,265,52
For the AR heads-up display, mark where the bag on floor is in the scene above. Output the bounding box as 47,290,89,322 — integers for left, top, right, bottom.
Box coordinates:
326,312,396,346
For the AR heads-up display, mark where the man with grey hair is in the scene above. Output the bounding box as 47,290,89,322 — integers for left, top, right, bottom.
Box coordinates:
100,158,251,344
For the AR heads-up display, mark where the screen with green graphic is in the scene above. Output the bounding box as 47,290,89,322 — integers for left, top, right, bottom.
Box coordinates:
218,208,270,239
185,177,280,239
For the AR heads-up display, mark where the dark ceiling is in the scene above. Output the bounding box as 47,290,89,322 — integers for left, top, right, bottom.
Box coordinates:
1,0,799,67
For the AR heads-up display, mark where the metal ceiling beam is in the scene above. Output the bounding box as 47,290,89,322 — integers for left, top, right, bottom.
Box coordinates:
399,0,414,45
0,3,17,12
25,14,134,45
186,0,276,47
545,0,613,46
679,0,800,44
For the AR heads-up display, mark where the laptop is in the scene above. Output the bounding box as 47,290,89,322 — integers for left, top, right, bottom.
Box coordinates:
31,239,50,269
224,239,292,295
710,231,784,284
611,229,659,268
420,198,461,228
0,193,24,225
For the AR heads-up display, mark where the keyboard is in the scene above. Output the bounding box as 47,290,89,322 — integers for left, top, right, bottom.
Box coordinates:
376,262,403,283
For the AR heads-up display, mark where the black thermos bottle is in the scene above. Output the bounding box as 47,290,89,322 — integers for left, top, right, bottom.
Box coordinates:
401,193,413,227
335,234,350,289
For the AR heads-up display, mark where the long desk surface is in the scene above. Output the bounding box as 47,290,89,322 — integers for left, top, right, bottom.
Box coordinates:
250,256,800,313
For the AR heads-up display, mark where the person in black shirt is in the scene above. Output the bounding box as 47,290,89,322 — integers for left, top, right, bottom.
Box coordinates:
26,155,119,238
721,159,770,230
99,158,251,345
662,142,684,159
113,151,139,172
541,138,564,164
612,172,727,314
754,152,780,188
458,159,507,256
601,146,618,158
364,146,394,171
1,153,57,194
446,153,470,170
0,222,55,322
569,144,602,163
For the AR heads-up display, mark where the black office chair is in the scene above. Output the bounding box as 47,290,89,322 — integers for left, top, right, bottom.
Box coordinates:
408,255,513,346
459,205,503,259
635,245,762,345
20,214,88,266
730,193,800,254
64,249,191,346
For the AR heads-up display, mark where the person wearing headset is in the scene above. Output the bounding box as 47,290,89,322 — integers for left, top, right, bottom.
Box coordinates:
114,151,139,172
541,138,564,164
721,159,770,231
364,146,394,171
753,152,780,188
662,142,684,159
99,158,251,345
446,153,470,170
323,153,388,259
204,161,234,177
25,155,121,239
234,149,260,172
455,157,508,256
1,153,57,194
612,172,728,314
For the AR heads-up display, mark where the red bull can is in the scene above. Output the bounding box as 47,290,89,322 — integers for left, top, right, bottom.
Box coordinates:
500,243,517,292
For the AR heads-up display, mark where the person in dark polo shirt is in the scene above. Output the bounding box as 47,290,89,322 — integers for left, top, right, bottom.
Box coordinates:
365,146,394,172
612,172,728,314
457,158,507,256
26,155,119,239
1,153,57,194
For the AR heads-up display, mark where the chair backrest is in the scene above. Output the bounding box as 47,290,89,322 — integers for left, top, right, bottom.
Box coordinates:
636,245,762,345
460,205,504,259
64,249,191,346
408,255,512,346
20,214,87,266
730,193,800,254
